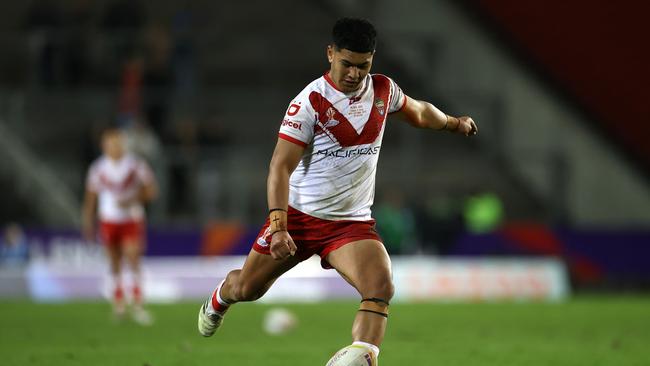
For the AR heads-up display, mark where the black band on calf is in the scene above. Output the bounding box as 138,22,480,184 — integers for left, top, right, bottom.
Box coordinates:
358,309,388,318
268,208,287,214
361,297,390,306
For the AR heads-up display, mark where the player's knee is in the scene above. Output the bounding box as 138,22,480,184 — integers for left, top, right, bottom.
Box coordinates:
381,279,395,301
362,275,394,301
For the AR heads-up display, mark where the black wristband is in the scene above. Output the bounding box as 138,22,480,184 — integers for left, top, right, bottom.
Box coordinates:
269,208,287,214
449,116,460,131
437,115,449,131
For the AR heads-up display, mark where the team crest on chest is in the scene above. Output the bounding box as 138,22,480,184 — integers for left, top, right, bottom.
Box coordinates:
324,107,340,128
374,98,385,116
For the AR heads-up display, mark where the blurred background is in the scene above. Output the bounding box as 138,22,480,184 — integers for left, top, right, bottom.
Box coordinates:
1,0,649,304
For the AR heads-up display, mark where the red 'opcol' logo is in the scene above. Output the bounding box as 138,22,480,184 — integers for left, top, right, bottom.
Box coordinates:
281,119,302,130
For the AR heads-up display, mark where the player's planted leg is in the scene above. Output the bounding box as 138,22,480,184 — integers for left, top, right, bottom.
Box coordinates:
355,297,390,343
325,239,394,364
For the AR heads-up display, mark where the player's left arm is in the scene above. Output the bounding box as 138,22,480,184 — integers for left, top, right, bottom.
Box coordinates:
81,189,98,242
392,95,477,136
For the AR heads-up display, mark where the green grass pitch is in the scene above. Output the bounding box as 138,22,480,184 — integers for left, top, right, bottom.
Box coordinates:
1,297,649,365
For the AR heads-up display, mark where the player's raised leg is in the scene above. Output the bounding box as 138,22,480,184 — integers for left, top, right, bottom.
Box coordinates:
198,249,301,337
325,239,394,360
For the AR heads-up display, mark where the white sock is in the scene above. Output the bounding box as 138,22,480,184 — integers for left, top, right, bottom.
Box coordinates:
353,341,380,358
216,281,231,306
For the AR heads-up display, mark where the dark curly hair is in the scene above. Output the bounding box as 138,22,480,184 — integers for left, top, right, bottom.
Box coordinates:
332,17,377,53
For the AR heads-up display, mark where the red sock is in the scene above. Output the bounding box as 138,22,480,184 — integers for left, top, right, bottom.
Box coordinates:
114,286,124,304
132,285,142,305
210,287,230,313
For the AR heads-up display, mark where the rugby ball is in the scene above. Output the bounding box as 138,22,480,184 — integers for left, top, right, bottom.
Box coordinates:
326,345,377,366
262,307,298,335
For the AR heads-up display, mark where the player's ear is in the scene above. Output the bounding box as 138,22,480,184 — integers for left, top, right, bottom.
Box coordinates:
327,45,334,63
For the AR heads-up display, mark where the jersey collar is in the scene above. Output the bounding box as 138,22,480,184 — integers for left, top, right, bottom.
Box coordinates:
324,72,369,97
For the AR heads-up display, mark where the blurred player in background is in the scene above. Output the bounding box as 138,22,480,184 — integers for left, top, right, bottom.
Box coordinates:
198,17,477,363
82,128,158,325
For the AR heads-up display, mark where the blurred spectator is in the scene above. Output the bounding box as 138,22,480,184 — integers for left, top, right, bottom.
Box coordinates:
463,191,504,234
24,0,63,86
116,54,144,127
412,194,464,255
167,117,199,218
374,190,416,254
1,223,29,266
171,5,198,106
102,0,146,56
102,0,145,30
142,24,173,137
61,0,93,86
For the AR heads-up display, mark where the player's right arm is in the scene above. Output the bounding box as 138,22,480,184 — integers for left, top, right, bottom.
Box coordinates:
394,95,477,136
267,86,316,260
81,189,98,242
82,163,100,243
266,138,305,260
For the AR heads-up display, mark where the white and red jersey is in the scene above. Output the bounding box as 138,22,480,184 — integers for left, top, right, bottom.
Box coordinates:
278,73,406,221
85,154,155,223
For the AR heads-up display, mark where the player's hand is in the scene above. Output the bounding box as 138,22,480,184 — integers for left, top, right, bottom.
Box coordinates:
456,116,478,136
269,230,297,260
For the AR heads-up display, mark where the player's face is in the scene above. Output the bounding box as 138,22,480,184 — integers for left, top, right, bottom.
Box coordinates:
327,46,374,93
102,131,125,160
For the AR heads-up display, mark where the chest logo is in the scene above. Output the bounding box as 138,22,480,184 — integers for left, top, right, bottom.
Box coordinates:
309,73,390,147
324,107,340,128
374,98,385,116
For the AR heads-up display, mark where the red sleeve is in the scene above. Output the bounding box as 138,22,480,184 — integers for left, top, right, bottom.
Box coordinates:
278,133,308,147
